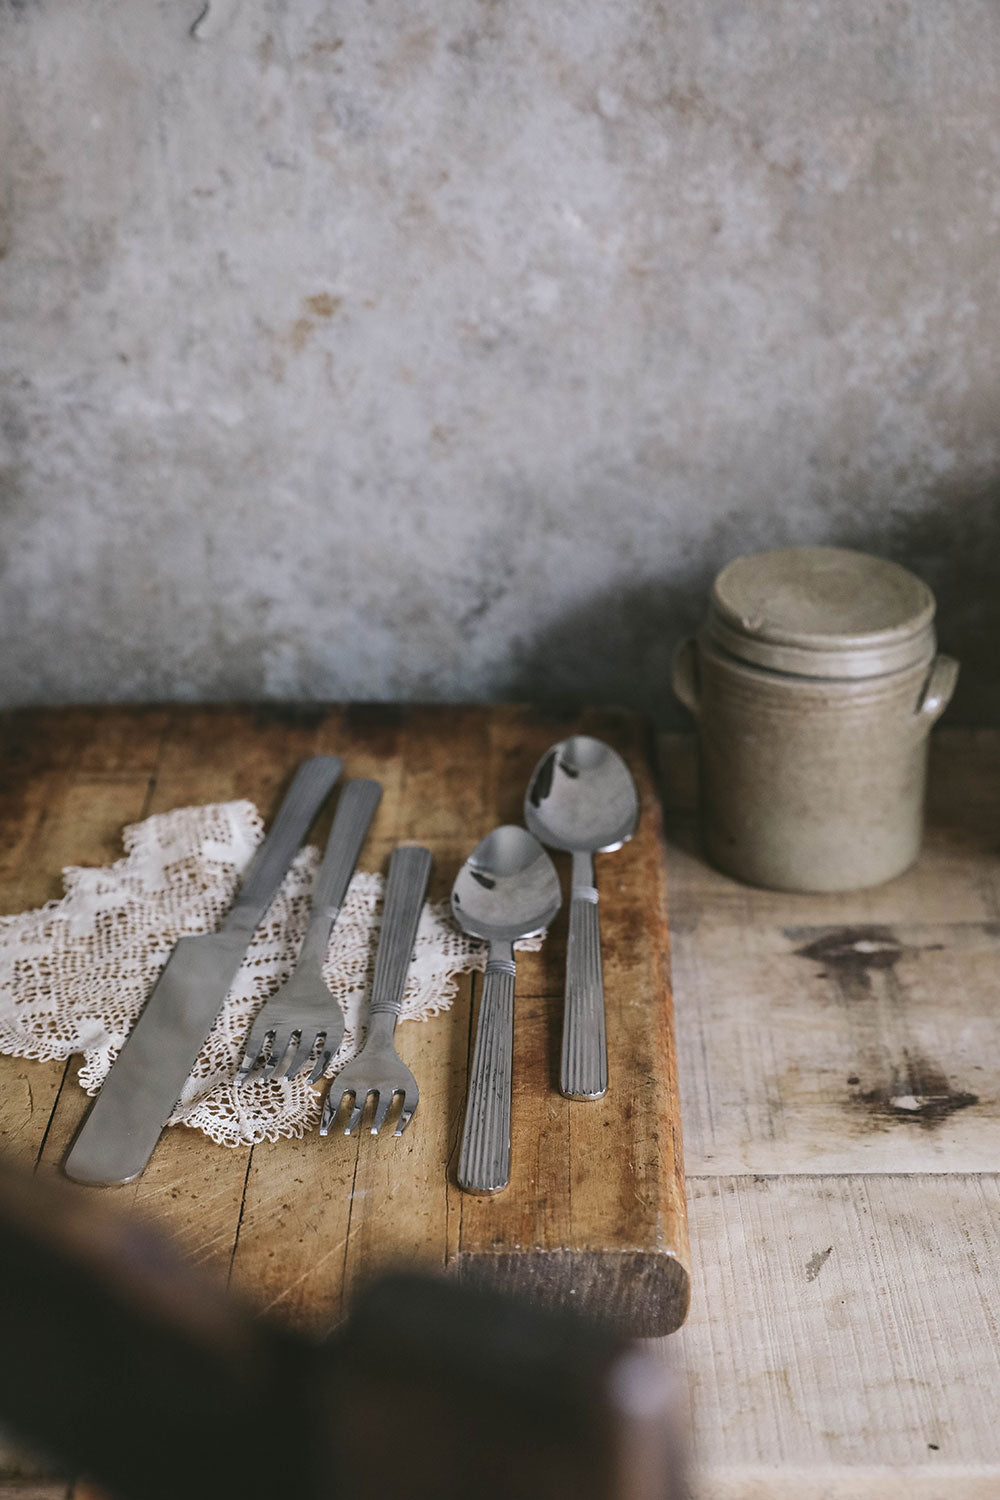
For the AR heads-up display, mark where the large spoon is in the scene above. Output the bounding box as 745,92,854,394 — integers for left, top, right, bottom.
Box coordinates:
451,825,561,1194
525,736,639,1099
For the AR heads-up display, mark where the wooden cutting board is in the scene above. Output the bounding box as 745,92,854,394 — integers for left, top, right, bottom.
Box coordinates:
0,704,689,1338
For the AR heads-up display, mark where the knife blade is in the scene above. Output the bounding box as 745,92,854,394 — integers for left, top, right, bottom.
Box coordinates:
64,754,343,1186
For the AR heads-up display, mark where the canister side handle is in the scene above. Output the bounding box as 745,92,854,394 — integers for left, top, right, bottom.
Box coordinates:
671,637,702,717
916,654,959,723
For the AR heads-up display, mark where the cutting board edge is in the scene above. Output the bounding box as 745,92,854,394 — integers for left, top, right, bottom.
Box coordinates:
452,1244,691,1338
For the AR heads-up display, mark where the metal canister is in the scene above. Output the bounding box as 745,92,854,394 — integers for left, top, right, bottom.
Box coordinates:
671,546,959,893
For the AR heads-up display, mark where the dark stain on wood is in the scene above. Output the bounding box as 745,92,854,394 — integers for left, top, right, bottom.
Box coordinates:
790,924,980,1129
790,925,904,998
805,1246,832,1282
850,1049,979,1129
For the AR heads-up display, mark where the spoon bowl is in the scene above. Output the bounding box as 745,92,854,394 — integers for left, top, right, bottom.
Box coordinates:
524,736,639,1100
451,826,561,1194
525,736,639,854
451,824,562,944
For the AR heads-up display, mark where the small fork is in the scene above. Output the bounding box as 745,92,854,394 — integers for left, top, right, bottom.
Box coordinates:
320,843,432,1137
235,778,383,1086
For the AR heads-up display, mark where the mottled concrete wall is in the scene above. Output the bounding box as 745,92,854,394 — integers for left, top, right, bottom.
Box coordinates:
2,0,998,724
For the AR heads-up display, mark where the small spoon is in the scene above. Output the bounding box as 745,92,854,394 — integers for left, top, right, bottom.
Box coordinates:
451,825,561,1194
525,736,639,1099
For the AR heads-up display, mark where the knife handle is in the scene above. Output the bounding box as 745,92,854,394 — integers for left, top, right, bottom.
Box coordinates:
225,755,343,934
297,779,383,969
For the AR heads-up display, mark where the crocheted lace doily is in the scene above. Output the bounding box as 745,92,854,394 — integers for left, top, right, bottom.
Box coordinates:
0,801,540,1147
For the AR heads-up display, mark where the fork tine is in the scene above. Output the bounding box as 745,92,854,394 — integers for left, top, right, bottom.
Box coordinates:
235,1025,275,1083
262,1026,301,1086
345,1089,373,1135
319,1089,347,1136
370,1090,397,1135
394,1098,418,1136
261,1031,296,1083
308,1042,332,1085
280,1031,316,1082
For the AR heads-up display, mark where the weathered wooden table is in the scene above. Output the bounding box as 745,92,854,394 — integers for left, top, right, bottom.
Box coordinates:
3,712,999,1498
0,704,687,1468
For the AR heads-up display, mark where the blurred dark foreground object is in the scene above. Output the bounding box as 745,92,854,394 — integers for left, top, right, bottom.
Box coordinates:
0,1156,685,1500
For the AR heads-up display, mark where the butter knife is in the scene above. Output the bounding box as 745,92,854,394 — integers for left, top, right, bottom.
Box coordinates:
64,754,343,1186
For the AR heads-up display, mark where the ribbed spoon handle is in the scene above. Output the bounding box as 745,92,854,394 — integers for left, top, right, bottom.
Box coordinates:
458,951,515,1194
561,887,607,1099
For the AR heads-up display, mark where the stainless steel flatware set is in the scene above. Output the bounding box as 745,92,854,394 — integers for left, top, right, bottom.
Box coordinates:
453,735,639,1194
65,735,638,1193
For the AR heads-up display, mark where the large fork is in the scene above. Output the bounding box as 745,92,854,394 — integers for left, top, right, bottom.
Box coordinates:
235,778,383,1086
320,844,431,1137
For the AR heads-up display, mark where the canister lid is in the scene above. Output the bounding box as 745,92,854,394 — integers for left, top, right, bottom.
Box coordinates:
708,546,936,678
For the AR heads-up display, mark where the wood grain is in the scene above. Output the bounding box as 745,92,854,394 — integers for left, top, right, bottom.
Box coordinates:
691,1469,1000,1500
673,915,1000,1175
0,704,688,1346
662,732,1000,1177
2,716,999,1494
651,728,1000,1495
452,709,688,1333
670,1174,1000,1483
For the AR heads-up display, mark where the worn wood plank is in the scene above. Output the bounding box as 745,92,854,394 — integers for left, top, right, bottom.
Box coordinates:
0,1484,71,1500
2,773,157,915
650,730,1000,1491
691,1469,1000,1499
228,1124,357,1329
666,1174,1000,1475
338,710,491,1307
0,706,169,776
661,730,1000,1176
0,1058,68,1173
454,708,689,1335
0,762,57,894
337,1001,462,1309
27,709,352,1278
100,708,361,1273
674,916,1000,1175
0,707,168,905
230,707,487,1330
0,716,171,1485
146,703,347,817
0,745,157,1172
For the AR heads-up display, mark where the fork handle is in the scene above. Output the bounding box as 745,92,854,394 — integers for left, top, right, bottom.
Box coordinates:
298,779,383,969
223,756,343,935
458,943,515,1195
369,845,433,1021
